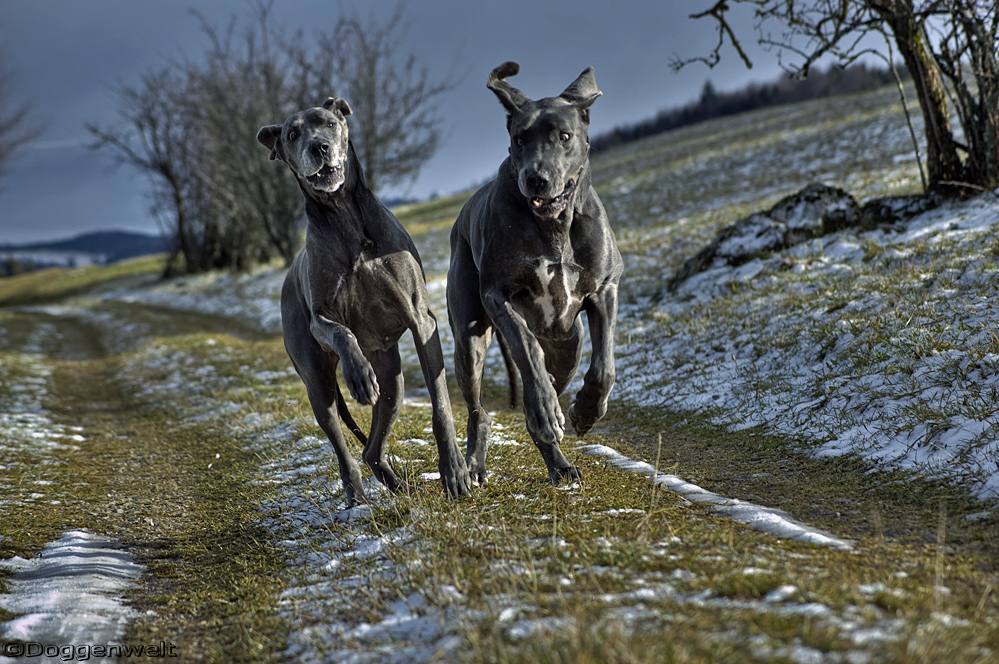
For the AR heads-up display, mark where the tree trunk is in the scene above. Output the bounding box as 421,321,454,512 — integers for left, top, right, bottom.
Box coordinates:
958,10,999,190
869,1,965,191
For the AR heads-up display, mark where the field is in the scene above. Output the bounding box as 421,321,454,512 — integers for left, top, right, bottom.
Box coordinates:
2,85,998,663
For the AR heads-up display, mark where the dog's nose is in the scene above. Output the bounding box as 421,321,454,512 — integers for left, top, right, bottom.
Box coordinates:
310,141,330,159
526,172,549,192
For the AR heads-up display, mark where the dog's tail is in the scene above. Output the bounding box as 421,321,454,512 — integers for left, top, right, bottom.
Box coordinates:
495,330,519,410
335,381,368,444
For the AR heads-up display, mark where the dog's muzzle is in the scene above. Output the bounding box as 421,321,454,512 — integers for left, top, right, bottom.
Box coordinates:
528,179,575,219
305,161,346,193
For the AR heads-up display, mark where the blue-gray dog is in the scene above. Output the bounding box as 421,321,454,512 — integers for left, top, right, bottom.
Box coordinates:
258,97,471,506
447,63,623,484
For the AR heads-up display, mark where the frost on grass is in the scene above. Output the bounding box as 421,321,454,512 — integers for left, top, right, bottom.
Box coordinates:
65,260,987,661
618,192,999,501
578,443,854,551
98,266,286,334
0,332,85,512
254,433,470,664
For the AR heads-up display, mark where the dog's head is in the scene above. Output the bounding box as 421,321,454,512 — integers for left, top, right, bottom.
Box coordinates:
257,97,353,196
487,62,601,220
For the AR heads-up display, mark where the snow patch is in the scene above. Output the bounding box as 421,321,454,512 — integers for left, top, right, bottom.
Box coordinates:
578,443,854,551
0,531,143,656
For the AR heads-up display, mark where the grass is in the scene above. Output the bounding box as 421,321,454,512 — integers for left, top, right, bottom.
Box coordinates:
393,190,473,275
0,253,167,306
265,398,999,662
2,82,999,661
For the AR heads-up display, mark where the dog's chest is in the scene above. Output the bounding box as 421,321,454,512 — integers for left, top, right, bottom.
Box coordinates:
514,258,585,337
324,252,422,350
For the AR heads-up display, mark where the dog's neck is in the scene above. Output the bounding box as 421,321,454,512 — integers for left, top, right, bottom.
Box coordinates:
302,142,380,266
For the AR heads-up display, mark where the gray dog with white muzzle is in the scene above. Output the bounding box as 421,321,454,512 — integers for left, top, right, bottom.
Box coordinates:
257,97,471,506
447,63,623,485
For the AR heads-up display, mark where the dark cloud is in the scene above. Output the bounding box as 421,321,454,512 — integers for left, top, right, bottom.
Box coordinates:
0,0,785,243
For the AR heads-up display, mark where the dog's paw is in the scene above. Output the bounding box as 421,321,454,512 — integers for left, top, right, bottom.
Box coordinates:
548,464,582,485
464,453,489,485
390,480,417,495
568,392,607,436
524,384,565,445
343,357,380,405
342,483,367,509
440,461,473,498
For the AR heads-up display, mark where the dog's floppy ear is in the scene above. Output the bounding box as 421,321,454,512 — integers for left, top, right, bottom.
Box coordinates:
560,66,602,121
487,61,530,114
323,96,352,117
256,125,283,161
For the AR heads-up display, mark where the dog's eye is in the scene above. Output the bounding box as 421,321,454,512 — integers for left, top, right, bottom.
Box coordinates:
560,132,571,142
287,130,299,142
515,137,523,147
328,122,336,128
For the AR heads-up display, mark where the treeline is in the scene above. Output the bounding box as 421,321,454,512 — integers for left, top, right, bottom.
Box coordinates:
88,4,451,277
592,63,906,152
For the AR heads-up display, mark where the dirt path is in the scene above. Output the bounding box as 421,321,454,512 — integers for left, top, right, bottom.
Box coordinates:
2,302,999,663
0,308,286,661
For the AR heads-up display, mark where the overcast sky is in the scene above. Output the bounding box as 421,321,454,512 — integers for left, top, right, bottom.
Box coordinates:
0,0,794,244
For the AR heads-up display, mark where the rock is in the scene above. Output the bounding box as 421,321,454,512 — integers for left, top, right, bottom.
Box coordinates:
859,192,943,228
669,183,860,290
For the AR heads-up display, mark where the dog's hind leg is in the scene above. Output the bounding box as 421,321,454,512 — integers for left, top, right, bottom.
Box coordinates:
495,331,519,410
334,380,367,444
448,243,493,484
453,326,492,484
284,288,367,506
569,283,619,435
542,317,585,396
412,312,472,498
299,361,368,507
361,345,409,493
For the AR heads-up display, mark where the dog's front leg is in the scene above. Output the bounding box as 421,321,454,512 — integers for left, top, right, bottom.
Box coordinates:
482,291,565,445
412,313,472,498
310,314,380,405
569,283,618,435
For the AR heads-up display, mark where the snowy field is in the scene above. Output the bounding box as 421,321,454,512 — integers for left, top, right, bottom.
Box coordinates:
616,192,999,503
92,188,999,506
97,339,929,662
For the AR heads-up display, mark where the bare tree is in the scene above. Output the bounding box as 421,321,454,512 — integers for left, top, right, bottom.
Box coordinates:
0,56,40,185
183,5,307,270
676,1,999,193
931,1,999,192
88,1,452,274
88,69,199,275
287,4,455,193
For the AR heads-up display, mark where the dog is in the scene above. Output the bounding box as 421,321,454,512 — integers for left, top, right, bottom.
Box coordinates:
257,97,471,506
447,63,623,484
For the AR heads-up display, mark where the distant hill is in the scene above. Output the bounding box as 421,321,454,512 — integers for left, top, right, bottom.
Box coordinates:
591,62,906,152
0,230,170,275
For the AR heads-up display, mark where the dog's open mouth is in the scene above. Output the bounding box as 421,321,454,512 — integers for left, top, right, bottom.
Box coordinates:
306,163,345,192
528,180,575,218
